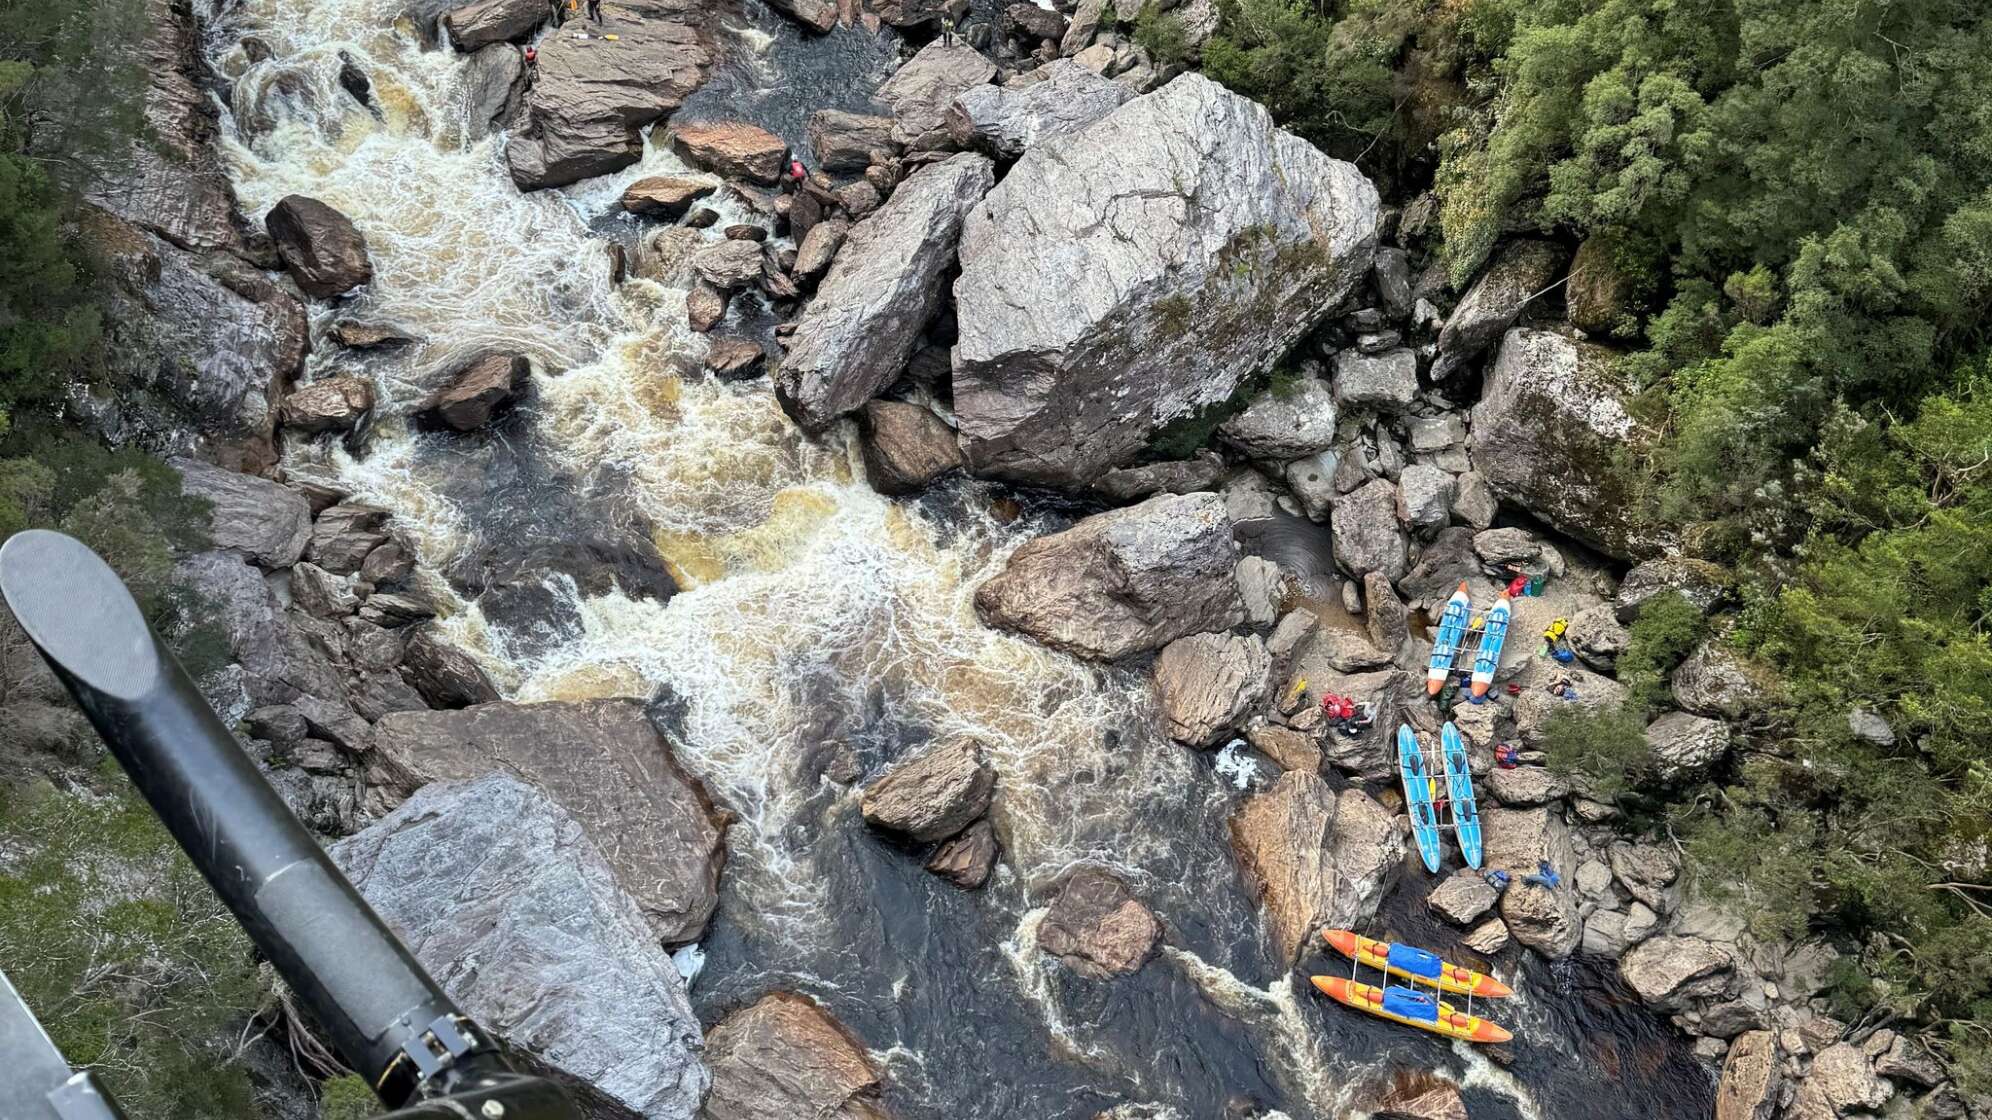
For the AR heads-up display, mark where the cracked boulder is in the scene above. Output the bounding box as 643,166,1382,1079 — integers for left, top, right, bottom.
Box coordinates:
953,74,1379,487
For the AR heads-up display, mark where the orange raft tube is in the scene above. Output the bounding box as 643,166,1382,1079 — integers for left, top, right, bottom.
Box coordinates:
1310,975,1514,1044
1321,929,1513,999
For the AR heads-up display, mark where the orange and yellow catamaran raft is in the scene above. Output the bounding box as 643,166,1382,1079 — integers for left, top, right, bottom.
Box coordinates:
1310,975,1514,1044
1321,929,1513,999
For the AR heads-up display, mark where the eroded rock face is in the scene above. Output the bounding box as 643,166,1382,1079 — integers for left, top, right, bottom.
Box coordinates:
1470,329,1666,561
953,74,1379,487
264,195,373,299
173,458,311,568
332,774,709,1120
1036,867,1162,978
364,699,727,945
700,993,890,1120
1231,773,1402,963
460,43,527,140
858,738,995,843
775,154,993,431
944,58,1132,158
976,492,1244,660
1153,632,1271,746
505,0,707,190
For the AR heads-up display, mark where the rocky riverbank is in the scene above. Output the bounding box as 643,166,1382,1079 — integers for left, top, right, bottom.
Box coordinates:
32,0,1983,1116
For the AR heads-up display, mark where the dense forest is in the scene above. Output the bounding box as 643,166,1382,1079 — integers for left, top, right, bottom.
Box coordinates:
1205,0,1992,1092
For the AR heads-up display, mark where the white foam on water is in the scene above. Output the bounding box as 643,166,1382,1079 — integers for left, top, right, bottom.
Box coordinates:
1453,1040,1545,1120
669,943,705,986
1159,946,1351,1117
1213,738,1260,789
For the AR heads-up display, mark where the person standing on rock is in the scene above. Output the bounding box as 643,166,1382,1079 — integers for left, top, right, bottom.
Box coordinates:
523,45,537,85
587,0,601,22
783,156,807,193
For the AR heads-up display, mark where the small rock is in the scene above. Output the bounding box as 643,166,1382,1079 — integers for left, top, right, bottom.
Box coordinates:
1373,247,1413,319
173,458,312,569
1673,638,1774,720
1608,842,1680,914
1245,722,1321,775
808,109,897,173
289,561,358,618
704,337,766,380
1488,765,1568,807
1037,867,1162,979
859,738,996,843
328,319,416,349
858,399,961,495
686,281,727,332
417,350,530,431
1235,557,1286,627
1846,708,1895,747
246,704,309,748
701,993,887,1120
1501,881,1580,959
308,503,391,575
1332,478,1408,581
1431,240,1567,380
1395,463,1455,536
1614,557,1729,622
1619,935,1733,1009
926,818,999,889
793,218,850,281
264,195,372,299
1810,1041,1892,1115
1449,470,1498,530
1567,604,1628,671
1362,571,1408,654
620,175,716,218
1218,379,1339,460
282,376,374,435
1428,872,1499,926
834,178,882,218
692,238,766,290
1332,348,1419,410
1463,918,1509,955
400,625,501,709
1644,710,1730,783
1714,1030,1780,1120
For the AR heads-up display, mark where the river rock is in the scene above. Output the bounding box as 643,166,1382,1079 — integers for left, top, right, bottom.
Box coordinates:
264,195,373,299
328,319,416,349
953,74,1379,486
1218,379,1338,460
174,551,346,708
290,562,358,619
1449,470,1497,530
1332,348,1418,410
858,400,961,495
306,502,390,575
1615,556,1729,621
332,774,709,1120
685,281,726,332
1428,872,1498,925
1245,722,1321,774
1500,880,1579,959
832,179,881,218
692,238,765,290
172,458,311,568
1810,1042,1892,1114
945,58,1133,158
441,0,541,49
1234,557,1285,627
1036,867,1162,979
1488,765,1568,807
704,337,765,380
976,491,1244,660
763,0,837,31
1482,805,1574,880
1567,604,1628,671
1644,710,1730,782
671,121,787,184
808,109,896,172
925,818,998,889
364,699,727,944
1619,935,1733,1008
1154,632,1271,746
1715,1030,1780,1120
622,175,715,218
1094,453,1230,501
1463,918,1509,955
1365,1077,1466,1120
1607,842,1680,914
1511,664,1628,746
1431,240,1567,380
1470,329,1664,561
1231,773,1402,963
792,218,849,282
1332,478,1408,581
877,41,997,148
281,376,374,436
776,154,993,431
417,350,531,431
859,738,995,843
700,993,888,1120
1395,464,1454,536
505,0,707,190
1671,641,1770,722
399,625,501,708
1873,1032,1946,1088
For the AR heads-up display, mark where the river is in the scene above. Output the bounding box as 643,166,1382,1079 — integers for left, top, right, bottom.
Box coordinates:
201,0,1715,1114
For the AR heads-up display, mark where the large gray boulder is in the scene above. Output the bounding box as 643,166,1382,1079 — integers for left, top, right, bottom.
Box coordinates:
857,399,961,495
1470,328,1667,560
1431,240,1568,380
1644,710,1730,782
504,0,707,190
332,775,709,1120
975,491,1244,659
364,699,727,945
1619,935,1733,1009
1714,1031,1781,1120
700,994,887,1120
944,59,1133,158
264,195,373,299
1217,378,1338,460
1332,478,1408,580
876,40,996,148
775,154,993,431
441,0,542,49
1332,348,1418,410
459,43,526,140
1230,773,1401,963
808,109,896,173
1153,631,1271,746
172,459,311,568
953,74,1379,486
